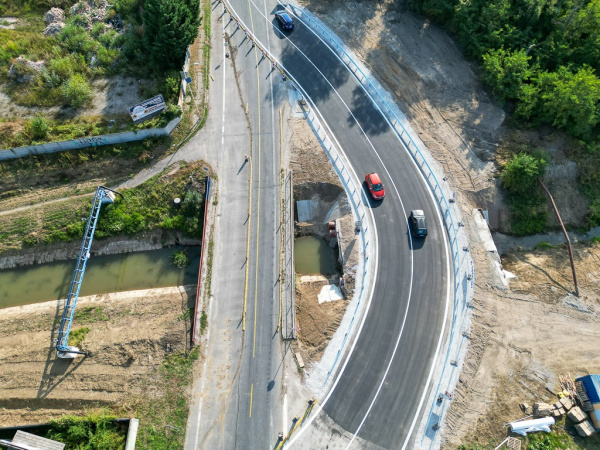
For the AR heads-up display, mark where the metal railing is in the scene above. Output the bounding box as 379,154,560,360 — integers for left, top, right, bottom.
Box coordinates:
287,7,475,446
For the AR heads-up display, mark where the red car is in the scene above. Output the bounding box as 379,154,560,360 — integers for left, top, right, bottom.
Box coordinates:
365,172,385,200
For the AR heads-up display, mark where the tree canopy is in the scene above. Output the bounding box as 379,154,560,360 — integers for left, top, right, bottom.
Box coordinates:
410,0,600,149
500,152,548,193
143,0,200,71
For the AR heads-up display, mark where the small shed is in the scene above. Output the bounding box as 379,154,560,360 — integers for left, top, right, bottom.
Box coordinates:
575,374,600,430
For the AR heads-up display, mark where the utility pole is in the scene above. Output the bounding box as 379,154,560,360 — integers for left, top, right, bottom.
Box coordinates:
538,179,579,296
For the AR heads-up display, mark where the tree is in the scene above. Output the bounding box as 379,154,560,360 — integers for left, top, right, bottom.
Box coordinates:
143,0,200,71
482,47,533,101
501,152,548,193
539,66,600,140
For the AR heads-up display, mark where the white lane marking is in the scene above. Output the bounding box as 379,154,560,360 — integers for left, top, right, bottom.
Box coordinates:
222,5,227,146
263,7,454,448
235,1,452,448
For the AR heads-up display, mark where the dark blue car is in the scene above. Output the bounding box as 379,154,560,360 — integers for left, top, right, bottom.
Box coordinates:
275,11,294,31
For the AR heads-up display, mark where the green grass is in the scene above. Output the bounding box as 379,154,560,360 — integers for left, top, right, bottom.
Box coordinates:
67,326,91,347
73,306,109,323
134,347,200,448
45,410,126,449
0,160,210,254
535,241,558,250
200,310,207,334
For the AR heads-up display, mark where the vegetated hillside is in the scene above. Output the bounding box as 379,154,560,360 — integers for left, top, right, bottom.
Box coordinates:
409,0,600,234
0,0,198,149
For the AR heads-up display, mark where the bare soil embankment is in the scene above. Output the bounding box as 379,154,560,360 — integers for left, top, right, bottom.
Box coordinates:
288,115,358,367
0,286,195,426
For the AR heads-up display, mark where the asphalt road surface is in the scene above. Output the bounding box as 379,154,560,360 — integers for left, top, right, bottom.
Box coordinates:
187,1,451,449
262,4,451,449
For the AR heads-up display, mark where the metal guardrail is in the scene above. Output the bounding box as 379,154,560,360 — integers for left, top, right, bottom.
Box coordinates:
287,7,475,446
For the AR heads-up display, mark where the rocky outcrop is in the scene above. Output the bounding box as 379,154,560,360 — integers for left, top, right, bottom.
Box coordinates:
8,56,44,84
44,7,64,24
43,22,65,36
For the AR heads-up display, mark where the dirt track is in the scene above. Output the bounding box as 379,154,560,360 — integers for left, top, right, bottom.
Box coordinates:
0,286,194,426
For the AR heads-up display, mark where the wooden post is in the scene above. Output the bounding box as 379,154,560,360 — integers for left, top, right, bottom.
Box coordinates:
538,179,579,296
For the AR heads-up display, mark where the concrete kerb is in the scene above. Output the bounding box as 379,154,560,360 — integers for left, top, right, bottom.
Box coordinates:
289,5,476,448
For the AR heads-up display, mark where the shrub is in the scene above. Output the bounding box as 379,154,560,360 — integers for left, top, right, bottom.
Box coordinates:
171,249,190,268
163,73,181,102
506,192,548,236
501,152,548,193
91,22,106,38
163,103,182,121
48,55,82,80
61,73,92,108
29,115,49,139
57,23,89,53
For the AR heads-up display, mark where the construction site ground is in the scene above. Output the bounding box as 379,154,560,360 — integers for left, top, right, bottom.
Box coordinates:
0,286,198,427
288,115,357,368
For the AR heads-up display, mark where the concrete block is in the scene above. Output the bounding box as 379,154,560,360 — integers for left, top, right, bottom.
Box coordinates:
534,402,553,416
575,419,595,437
567,406,588,424
560,396,575,411
295,352,305,369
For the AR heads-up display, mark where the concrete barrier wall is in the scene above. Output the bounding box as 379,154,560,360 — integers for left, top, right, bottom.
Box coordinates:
0,117,181,162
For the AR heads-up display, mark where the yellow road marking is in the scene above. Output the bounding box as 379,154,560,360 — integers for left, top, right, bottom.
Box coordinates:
247,0,261,359
249,384,254,417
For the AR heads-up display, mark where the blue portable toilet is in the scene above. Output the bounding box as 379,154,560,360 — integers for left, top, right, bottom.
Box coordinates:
575,374,600,430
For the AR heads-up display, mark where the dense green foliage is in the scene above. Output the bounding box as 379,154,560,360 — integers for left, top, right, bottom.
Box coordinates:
45,411,126,449
0,161,207,250
143,0,201,70
501,152,548,192
92,168,206,240
171,249,190,268
501,152,549,234
409,0,600,147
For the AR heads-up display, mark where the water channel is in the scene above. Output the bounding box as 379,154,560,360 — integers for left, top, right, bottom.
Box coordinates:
0,246,200,309
294,236,338,275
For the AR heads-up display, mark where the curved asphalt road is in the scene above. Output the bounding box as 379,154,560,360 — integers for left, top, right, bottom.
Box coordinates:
224,1,451,448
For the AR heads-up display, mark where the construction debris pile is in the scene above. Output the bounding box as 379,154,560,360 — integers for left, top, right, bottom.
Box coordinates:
516,374,597,438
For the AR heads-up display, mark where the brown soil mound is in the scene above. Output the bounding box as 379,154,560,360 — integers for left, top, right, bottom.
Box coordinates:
295,280,347,364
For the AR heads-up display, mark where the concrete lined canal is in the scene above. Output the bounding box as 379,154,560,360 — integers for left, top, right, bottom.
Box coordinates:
0,246,200,308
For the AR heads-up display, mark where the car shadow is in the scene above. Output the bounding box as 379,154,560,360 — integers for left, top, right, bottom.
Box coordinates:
408,230,425,250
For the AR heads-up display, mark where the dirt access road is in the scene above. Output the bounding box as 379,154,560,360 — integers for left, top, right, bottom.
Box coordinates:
296,0,600,447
